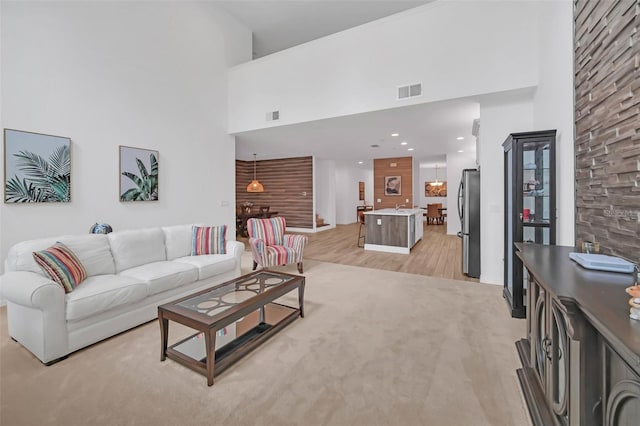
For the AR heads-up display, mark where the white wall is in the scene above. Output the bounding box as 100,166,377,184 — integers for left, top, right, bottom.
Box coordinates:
314,158,337,228
478,91,535,285
228,0,539,133
475,0,574,286
0,2,252,272
335,162,373,224
534,0,575,247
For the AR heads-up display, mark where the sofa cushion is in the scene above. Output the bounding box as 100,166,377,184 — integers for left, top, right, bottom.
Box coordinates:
5,234,115,276
66,275,147,321
173,254,237,280
33,242,87,293
108,228,166,272
119,261,198,296
192,225,227,255
61,235,116,276
162,224,200,260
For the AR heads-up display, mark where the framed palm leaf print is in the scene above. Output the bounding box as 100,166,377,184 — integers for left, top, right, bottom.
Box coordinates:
119,146,158,202
4,129,71,203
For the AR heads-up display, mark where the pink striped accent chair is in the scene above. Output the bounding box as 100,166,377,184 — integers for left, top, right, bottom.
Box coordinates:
247,217,308,273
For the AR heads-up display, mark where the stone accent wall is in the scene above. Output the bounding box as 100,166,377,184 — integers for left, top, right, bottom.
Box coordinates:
574,0,640,262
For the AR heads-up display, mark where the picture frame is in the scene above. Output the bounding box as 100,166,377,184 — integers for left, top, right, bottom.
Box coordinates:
384,175,401,196
4,129,71,203
425,181,447,197
119,145,158,202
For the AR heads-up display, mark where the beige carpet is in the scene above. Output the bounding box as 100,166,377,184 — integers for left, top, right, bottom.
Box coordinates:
1,254,530,426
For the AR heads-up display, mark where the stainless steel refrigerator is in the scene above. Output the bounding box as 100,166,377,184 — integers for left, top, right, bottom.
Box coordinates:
457,169,480,278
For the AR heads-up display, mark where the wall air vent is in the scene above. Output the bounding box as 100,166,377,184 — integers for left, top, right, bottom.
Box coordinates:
397,83,422,100
472,118,480,137
266,110,280,121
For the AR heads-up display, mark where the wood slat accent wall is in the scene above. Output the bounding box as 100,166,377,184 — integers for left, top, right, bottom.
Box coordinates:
236,156,313,228
373,157,414,209
574,0,640,261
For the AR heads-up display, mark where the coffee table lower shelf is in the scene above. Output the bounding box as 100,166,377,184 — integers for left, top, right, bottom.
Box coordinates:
165,306,300,380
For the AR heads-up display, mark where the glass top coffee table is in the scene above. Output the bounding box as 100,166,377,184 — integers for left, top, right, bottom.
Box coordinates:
158,270,305,386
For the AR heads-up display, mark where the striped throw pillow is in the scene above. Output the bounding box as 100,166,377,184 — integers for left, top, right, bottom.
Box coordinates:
33,242,87,293
192,225,227,255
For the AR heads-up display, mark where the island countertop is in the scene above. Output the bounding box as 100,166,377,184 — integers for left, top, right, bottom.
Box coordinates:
363,208,423,254
364,208,423,216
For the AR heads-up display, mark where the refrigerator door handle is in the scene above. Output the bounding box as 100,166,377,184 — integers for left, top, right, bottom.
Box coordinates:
457,179,464,221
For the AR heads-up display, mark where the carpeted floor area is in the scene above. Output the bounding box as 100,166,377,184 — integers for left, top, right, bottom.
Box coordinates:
1,254,530,426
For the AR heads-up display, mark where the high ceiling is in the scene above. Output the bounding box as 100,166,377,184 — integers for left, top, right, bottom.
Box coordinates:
216,1,432,59
219,0,478,167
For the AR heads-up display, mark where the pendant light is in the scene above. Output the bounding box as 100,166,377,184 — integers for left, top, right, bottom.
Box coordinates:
246,153,264,193
431,164,443,186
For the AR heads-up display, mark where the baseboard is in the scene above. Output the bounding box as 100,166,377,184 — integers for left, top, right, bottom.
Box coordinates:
287,225,336,233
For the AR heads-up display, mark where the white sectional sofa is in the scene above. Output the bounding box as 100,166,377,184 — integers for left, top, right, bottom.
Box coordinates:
1,224,244,364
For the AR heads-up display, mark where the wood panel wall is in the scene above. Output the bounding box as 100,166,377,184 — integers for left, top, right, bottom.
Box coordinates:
574,0,640,261
373,157,414,209
236,156,313,229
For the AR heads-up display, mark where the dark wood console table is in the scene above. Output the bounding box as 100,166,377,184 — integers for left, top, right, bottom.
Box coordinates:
515,243,639,426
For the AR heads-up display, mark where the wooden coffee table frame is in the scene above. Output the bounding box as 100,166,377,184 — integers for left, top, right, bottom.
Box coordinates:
158,270,305,386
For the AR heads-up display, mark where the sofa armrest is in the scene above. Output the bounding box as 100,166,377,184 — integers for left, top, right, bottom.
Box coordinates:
283,234,308,251
225,240,245,259
0,271,65,309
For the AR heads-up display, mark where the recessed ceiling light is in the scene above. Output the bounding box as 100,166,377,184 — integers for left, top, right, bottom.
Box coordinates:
358,161,364,164
400,141,408,145
391,133,399,137
408,148,415,151
456,136,464,140
457,150,464,153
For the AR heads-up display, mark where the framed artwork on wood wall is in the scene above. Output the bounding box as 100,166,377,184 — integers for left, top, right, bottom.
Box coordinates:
4,129,71,203
385,176,401,196
119,146,158,201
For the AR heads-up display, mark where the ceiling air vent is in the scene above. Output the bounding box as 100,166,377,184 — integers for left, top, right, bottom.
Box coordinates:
266,110,280,121
397,83,422,100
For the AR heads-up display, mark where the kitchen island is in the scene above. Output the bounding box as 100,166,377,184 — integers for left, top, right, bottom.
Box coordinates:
363,208,423,254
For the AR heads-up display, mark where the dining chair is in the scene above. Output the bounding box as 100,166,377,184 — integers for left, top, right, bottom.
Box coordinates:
426,204,442,225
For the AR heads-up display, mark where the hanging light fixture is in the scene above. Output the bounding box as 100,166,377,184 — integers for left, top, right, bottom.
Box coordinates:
431,164,444,186
246,153,264,193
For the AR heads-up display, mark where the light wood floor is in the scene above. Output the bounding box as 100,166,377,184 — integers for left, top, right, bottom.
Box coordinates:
240,222,479,282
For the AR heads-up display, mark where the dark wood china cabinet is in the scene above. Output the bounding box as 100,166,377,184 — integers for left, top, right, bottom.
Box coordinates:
503,130,556,318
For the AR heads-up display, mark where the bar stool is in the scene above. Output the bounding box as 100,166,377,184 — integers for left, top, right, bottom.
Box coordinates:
357,210,366,247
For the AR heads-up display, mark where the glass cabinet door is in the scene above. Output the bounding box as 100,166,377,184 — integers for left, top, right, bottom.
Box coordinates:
506,148,514,299
503,130,556,318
